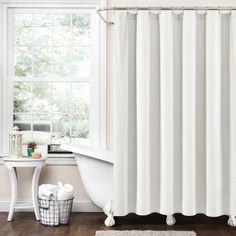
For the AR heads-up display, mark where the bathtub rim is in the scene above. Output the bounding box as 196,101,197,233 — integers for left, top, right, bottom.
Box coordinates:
60,143,113,164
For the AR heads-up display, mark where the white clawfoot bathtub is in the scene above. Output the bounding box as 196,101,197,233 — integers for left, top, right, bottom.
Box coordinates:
60,143,177,227
60,143,115,226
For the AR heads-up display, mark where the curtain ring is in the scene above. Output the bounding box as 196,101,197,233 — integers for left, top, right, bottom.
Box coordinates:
180,6,184,16
197,7,207,15
148,6,152,13
171,6,174,14
149,7,153,14
221,7,232,15
196,6,205,15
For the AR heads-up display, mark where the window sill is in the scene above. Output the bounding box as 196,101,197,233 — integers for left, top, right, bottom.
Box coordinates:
46,154,76,166
0,155,76,166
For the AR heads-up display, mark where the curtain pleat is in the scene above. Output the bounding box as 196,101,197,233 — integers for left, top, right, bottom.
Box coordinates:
230,11,236,216
206,11,223,216
172,11,183,214
136,11,160,214
221,12,230,215
195,12,207,213
113,10,236,217
159,11,175,215
182,11,197,215
113,12,137,215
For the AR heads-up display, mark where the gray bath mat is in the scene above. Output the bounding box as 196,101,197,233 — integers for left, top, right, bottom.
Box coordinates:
96,231,196,236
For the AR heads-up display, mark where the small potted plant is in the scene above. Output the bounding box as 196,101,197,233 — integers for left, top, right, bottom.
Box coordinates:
27,142,38,157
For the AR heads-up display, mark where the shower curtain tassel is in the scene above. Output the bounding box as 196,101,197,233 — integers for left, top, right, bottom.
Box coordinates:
166,215,176,226
103,200,115,227
228,216,236,227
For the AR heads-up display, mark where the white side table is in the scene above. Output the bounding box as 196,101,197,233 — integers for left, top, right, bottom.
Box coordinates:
3,157,47,221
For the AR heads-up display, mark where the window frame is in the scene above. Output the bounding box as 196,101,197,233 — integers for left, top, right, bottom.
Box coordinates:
0,0,107,158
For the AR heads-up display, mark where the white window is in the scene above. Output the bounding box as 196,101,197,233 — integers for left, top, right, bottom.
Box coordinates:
0,2,106,156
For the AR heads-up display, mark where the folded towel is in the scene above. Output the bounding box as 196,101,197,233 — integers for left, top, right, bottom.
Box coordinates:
38,184,59,223
38,184,58,200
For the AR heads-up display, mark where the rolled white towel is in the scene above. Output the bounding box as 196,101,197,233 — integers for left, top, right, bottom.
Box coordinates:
57,183,74,201
38,184,58,200
58,192,74,200
63,184,74,194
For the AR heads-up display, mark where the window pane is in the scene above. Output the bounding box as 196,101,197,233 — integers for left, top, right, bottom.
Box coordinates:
13,114,31,139
15,14,33,46
33,115,50,144
13,114,32,145
71,47,90,77
52,82,70,113
13,82,31,113
52,115,70,136
15,14,32,27
72,14,90,46
71,82,89,113
34,26,52,46
53,14,71,46
15,26,33,45
13,118,31,131
52,47,70,77
71,114,89,140
15,47,32,77
32,82,51,113
13,114,31,122
34,14,51,27
33,47,51,76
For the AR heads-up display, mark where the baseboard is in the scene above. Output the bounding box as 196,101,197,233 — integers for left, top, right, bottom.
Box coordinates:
0,200,102,212
72,200,102,212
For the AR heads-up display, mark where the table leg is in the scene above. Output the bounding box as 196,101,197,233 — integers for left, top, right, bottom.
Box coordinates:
32,166,42,221
7,167,17,222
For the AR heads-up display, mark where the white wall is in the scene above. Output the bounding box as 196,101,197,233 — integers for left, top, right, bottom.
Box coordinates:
0,165,87,201
1,0,236,210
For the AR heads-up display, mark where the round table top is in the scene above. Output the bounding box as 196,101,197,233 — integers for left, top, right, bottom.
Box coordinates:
3,157,47,162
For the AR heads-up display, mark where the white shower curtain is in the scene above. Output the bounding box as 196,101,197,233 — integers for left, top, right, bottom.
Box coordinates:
113,10,236,217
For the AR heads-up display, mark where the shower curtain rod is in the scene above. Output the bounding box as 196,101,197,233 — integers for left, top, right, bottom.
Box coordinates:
97,6,236,24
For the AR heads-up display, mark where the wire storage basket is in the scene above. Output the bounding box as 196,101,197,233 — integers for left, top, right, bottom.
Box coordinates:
38,198,74,226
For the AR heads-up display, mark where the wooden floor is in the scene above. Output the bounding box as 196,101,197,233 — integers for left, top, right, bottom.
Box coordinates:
0,212,235,236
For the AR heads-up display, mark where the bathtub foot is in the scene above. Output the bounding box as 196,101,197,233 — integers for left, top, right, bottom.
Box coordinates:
166,215,176,226
228,216,236,227
103,200,115,227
